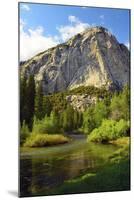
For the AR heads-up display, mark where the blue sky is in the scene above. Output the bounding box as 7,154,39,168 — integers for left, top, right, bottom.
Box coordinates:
19,2,130,61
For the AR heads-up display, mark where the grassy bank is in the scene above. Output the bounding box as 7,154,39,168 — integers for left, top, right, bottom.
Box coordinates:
23,134,69,147
51,160,130,195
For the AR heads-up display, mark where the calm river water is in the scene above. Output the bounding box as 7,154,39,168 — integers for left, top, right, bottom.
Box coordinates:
20,137,118,197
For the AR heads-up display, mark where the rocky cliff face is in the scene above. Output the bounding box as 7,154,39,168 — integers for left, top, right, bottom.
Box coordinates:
20,26,130,94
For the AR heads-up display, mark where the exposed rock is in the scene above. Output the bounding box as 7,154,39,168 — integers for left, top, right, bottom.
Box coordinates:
20,26,130,94
66,94,102,111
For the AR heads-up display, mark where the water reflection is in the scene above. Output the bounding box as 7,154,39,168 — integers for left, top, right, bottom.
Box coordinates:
20,139,118,197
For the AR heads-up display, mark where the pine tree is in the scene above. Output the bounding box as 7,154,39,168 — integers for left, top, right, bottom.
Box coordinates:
35,82,44,120
26,74,36,130
20,120,30,145
62,105,74,132
20,75,27,125
43,96,52,116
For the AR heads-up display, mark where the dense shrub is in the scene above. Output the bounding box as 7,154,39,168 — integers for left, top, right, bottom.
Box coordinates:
88,119,130,143
24,134,69,147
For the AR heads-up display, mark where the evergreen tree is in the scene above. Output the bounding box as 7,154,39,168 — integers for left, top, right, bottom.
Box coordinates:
78,111,83,128
43,96,52,116
26,74,36,130
110,85,130,121
20,120,30,145
20,75,27,125
82,106,95,134
35,82,44,120
62,105,74,132
50,111,60,133
73,110,79,129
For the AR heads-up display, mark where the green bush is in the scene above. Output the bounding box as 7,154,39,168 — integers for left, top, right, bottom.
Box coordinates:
24,134,69,147
88,119,130,143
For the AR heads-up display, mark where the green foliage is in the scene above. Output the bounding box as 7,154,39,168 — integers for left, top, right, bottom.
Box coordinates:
82,106,95,134
68,85,112,98
24,133,69,147
20,75,27,125
20,75,130,140
32,113,62,135
20,74,36,130
82,101,108,134
20,121,30,145
93,101,109,127
62,105,74,131
50,111,61,133
109,145,129,163
88,119,130,143
110,85,130,121
35,82,44,120
43,96,52,116
60,106,82,132
47,92,67,113
26,75,36,130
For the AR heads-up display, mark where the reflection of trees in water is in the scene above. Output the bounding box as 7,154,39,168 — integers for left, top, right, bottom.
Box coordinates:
63,152,97,179
30,157,69,194
20,159,33,197
20,141,118,196
20,153,99,196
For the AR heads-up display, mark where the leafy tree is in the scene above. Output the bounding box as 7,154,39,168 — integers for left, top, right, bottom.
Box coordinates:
82,106,96,134
88,119,130,143
110,85,130,121
93,100,109,127
62,105,74,132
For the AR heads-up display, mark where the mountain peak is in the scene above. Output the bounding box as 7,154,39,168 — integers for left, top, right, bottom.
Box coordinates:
20,27,130,94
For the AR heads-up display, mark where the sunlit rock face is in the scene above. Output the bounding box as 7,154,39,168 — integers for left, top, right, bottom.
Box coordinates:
20,26,130,94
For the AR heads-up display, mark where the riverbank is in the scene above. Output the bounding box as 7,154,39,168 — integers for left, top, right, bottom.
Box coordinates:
44,137,130,195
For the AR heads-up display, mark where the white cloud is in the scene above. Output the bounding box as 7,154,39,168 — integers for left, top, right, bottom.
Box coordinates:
20,15,90,60
20,19,58,61
21,4,30,11
57,15,90,41
68,15,80,23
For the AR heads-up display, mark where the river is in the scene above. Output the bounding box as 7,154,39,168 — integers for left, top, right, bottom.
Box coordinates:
20,137,118,197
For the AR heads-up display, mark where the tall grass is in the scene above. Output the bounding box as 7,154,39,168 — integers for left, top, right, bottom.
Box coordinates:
24,133,69,147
